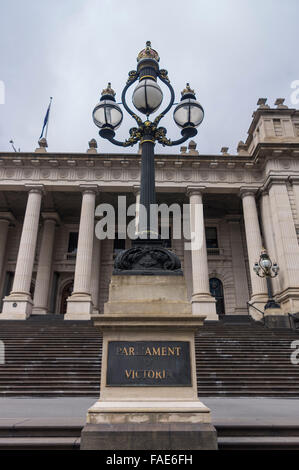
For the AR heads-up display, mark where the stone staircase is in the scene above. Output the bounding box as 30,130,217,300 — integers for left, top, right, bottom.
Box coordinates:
0,317,102,396
0,316,299,449
0,421,298,450
196,321,299,397
0,316,298,397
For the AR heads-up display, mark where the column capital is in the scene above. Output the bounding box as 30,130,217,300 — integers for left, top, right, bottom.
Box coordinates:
79,184,99,195
186,186,206,197
132,185,140,196
288,176,299,185
239,187,259,199
0,211,16,225
41,211,61,225
25,184,45,195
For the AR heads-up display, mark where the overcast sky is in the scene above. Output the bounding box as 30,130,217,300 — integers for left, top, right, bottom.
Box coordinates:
0,0,298,155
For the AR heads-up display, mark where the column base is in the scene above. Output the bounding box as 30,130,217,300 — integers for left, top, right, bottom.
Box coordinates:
80,401,217,450
32,307,48,315
191,295,218,320
91,309,100,318
0,293,33,320
64,293,92,320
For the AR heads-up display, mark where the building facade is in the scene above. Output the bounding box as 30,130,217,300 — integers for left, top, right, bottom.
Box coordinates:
0,99,299,321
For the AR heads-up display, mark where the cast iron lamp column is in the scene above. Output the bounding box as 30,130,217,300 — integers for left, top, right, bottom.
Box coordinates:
253,248,280,310
92,42,204,275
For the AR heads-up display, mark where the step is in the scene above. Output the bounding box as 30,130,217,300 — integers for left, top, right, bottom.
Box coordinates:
218,436,299,450
0,437,80,450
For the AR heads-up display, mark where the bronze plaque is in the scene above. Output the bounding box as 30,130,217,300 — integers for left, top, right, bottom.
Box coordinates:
106,341,191,387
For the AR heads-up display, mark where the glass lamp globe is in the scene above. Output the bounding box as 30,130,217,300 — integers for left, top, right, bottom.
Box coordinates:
132,79,163,115
93,83,123,130
173,83,204,129
260,257,271,270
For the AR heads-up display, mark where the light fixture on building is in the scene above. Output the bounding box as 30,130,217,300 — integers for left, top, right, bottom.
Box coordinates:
253,249,280,310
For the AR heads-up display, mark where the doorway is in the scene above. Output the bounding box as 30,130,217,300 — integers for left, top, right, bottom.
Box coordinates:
209,277,225,316
60,281,74,314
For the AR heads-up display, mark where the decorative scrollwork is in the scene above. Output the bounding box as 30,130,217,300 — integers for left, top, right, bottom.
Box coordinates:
155,127,172,146
114,244,182,275
127,70,138,84
159,69,170,83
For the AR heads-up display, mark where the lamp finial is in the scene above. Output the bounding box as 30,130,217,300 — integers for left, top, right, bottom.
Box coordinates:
101,82,116,97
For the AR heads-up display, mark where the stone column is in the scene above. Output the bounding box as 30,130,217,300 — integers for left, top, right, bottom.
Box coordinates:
0,212,16,289
90,234,101,317
260,191,281,295
1,186,43,320
32,212,60,315
65,186,97,320
268,179,299,313
240,188,267,315
226,216,250,314
187,188,217,320
289,176,299,218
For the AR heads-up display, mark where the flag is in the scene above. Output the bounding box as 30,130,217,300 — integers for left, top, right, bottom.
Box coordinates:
39,97,52,140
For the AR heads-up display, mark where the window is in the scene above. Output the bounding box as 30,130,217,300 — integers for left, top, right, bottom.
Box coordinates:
205,227,218,249
273,118,283,136
68,232,78,254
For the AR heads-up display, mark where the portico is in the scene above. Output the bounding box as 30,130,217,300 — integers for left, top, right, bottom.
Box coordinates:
0,97,298,321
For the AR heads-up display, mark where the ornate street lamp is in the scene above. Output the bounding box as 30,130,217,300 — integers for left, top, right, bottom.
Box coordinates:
253,248,280,310
92,41,204,275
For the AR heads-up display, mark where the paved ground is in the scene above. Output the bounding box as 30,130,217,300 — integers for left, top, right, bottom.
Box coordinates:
0,397,299,427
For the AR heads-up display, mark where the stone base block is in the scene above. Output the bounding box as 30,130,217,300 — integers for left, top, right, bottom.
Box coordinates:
65,294,92,320
86,400,211,424
80,422,218,450
0,295,33,320
81,402,216,451
191,296,218,320
32,307,48,315
264,306,289,328
104,275,191,316
264,314,290,329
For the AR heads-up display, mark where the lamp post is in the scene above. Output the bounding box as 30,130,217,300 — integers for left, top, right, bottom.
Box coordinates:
92,41,204,275
253,248,280,310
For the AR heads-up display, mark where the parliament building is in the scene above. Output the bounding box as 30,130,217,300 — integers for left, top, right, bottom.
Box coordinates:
0,98,299,322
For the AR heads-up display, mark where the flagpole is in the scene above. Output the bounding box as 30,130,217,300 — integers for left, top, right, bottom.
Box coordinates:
45,97,53,140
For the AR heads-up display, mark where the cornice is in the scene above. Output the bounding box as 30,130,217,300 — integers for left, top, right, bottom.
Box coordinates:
259,175,289,194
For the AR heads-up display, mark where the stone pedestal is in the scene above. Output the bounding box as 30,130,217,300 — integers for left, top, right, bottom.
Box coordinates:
104,275,192,315
80,274,217,450
264,306,289,329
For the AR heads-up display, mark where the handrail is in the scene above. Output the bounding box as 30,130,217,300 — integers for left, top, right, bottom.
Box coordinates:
247,301,265,325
